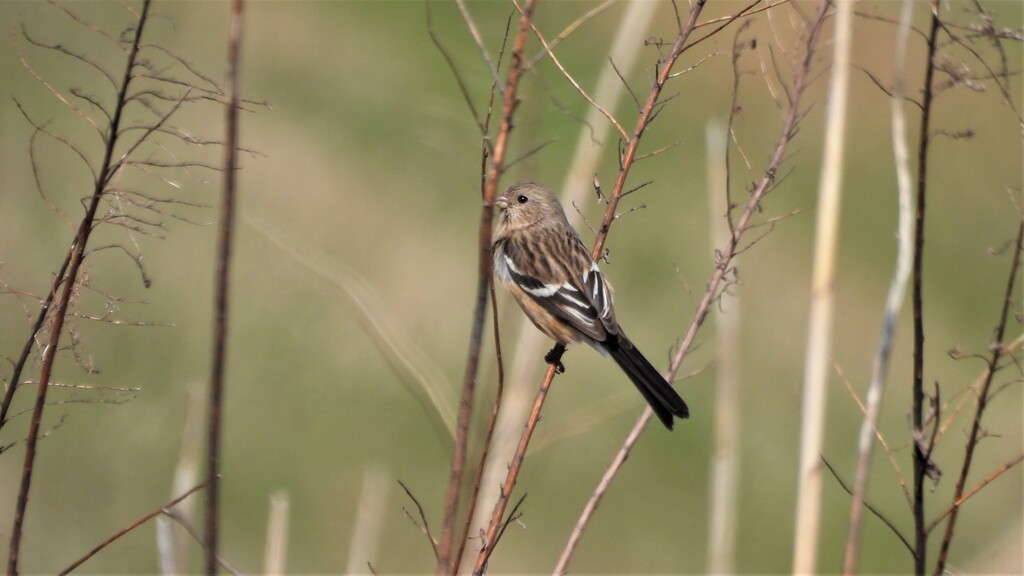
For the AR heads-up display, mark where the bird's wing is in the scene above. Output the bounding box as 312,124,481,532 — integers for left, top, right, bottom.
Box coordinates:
497,232,618,342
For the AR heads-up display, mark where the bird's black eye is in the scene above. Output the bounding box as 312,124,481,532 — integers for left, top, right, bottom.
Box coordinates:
517,195,529,204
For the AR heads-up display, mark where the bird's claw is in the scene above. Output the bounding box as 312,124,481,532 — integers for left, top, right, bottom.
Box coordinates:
545,347,565,374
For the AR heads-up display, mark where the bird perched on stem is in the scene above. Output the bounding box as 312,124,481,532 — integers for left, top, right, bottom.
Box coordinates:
492,181,689,429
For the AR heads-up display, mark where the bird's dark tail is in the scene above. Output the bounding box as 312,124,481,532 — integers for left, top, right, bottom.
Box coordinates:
606,336,689,430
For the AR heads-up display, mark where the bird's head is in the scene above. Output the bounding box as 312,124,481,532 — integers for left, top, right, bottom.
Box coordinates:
494,181,566,231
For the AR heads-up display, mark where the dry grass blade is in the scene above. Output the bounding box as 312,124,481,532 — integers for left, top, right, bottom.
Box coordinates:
793,0,853,571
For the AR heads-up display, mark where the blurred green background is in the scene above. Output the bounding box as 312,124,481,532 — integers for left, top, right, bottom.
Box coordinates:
0,1,1020,574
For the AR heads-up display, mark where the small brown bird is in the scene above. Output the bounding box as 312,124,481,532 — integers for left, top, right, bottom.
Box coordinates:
492,181,689,429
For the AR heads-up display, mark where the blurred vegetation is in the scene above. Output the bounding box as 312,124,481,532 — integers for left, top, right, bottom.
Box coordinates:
0,1,1020,574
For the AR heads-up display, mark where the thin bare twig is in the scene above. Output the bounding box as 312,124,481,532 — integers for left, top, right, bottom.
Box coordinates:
473,352,561,575
7,3,153,573
435,2,537,573
162,508,245,576
452,280,505,573
512,0,628,141
926,452,1024,534
911,7,942,574
205,0,244,574
933,214,1024,575
524,0,618,69
822,457,915,559
427,3,488,141
58,483,207,576
834,359,912,508
558,2,831,572
399,480,439,560
454,0,502,90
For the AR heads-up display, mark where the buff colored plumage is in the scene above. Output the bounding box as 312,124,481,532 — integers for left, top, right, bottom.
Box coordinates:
492,181,688,429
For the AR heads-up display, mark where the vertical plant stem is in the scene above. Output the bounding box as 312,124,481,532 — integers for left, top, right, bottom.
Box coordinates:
6,3,152,573
792,0,853,572
473,348,562,575
462,4,658,571
263,492,290,576
933,218,1024,574
705,119,740,575
435,2,537,573
453,281,505,573
912,7,941,575
842,0,915,572
206,0,244,573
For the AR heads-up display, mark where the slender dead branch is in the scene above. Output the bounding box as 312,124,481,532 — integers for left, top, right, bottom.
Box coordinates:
454,0,502,90
435,2,537,573
513,0,628,141
473,348,562,575
926,452,1024,534
557,3,831,572
7,3,153,573
162,509,245,576
427,3,488,141
524,0,618,69
834,359,912,509
399,480,439,560
823,457,915,559
589,0,706,261
58,483,207,576
0,250,72,429
933,214,1024,575
205,0,244,574
452,280,506,573
911,7,942,574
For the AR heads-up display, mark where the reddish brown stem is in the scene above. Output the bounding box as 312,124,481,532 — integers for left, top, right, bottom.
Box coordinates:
205,0,244,574
590,0,706,262
435,2,537,573
911,8,941,574
926,452,1024,535
452,280,506,574
472,346,562,575
6,3,152,573
932,215,1024,575
58,483,207,576
557,2,831,570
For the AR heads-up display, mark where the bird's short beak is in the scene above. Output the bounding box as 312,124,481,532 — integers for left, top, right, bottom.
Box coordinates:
494,197,509,210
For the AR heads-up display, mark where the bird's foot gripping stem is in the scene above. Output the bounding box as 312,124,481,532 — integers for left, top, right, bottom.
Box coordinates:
545,344,566,374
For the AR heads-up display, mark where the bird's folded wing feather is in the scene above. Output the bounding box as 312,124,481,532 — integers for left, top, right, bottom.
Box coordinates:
497,234,618,341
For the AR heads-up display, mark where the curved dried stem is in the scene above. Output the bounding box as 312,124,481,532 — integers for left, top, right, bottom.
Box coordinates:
842,0,915,571
512,0,628,141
